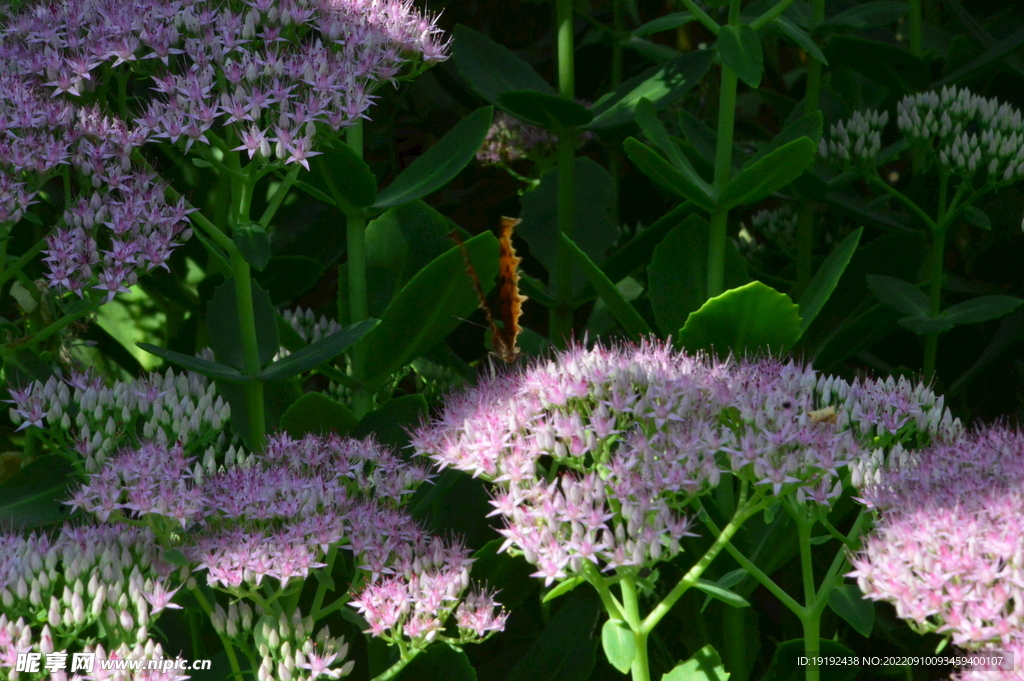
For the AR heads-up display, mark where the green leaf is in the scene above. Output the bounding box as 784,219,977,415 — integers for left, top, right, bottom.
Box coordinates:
543,576,586,603
359,232,499,391
694,578,751,609
745,112,822,169
309,138,377,211
396,643,476,681
760,639,858,681
373,106,493,209
505,593,600,681
718,137,816,209
898,315,954,334
137,344,251,383
624,137,717,212
470,539,538,611
942,296,1024,325
700,569,748,612
233,222,271,271
797,227,863,337
821,1,908,30
964,205,991,230
519,157,619,291
633,12,695,37
279,391,359,438
601,620,636,674
162,549,189,567
827,584,875,638
255,256,327,305
0,455,74,529
865,274,929,316
934,24,1024,87
648,214,749,336
636,98,713,198
809,535,832,545
261,319,377,381
587,50,714,129
718,24,763,88
677,281,802,356
663,644,730,681
773,17,827,65
498,90,593,128
452,24,556,104
825,36,928,92
206,276,279,370
561,232,652,340
597,202,701,286
352,394,429,451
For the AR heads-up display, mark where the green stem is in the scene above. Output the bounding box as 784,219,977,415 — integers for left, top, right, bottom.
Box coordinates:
0,296,100,356
678,0,721,35
371,648,423,681
907,0,923,57
311,545,340,619
190,586,244,680
867,175,938,231
923,175,949,383
582,561,626,620
231,249,267,452
707,0,742,299
620,576,651,681
0,236,46,292
723,605,748,681
794,0,826,296
550,0,578,347
343,121,371,417
608,0,623,230
642,495,765,635
790,502,819,681
750,0,797,31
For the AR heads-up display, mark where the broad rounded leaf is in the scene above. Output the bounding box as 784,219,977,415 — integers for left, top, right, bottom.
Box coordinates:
233,221,271,271
865,274,929,316
395,642,476,681
718,137,816,209
452,24,555,103
280,391,359,437
206,276,279,370
718,24,763,88
663,644,730,681
0,455,74,529
827,584,875,638
373,107,494,209
942,295,1023,325
677,281,802,355
624,137,716,212
504,592,600,681
601,620,636,674
498,90,593,128
964,205,991,230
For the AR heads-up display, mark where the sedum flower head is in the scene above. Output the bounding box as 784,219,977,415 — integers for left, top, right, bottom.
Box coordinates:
412,341,954,585
5,366,229,471
476,106,594,166
819,109,889,165
897,86,1024,184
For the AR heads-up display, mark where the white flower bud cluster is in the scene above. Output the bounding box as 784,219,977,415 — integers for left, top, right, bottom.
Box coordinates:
7,368,231,471
0,524,183,678
248,610,353,681
820,110,889,164
275,307,343,361
897,86,1024,183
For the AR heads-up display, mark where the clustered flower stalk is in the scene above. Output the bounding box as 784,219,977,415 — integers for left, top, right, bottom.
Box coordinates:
0,0,451,441
820,86,1024,382
412,341,958,681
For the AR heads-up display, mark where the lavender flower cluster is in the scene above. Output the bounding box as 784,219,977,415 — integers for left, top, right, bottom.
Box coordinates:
69,433,505,663
6,367,229,471
0,0,448,300
850,426,1024,680
897,86,1024,183
412,342,957,586
476,108,594,166
0,524,189,681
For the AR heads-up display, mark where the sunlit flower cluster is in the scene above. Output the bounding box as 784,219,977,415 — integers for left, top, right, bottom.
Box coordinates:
6,367,229,471
412,341,956,586
850,426,1024,679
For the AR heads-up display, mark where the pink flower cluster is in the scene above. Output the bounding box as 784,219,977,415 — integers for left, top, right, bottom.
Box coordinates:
0,524,188,680
411,341,956,585
850,426,1024,680
70,432,505,651
6,367,229,471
